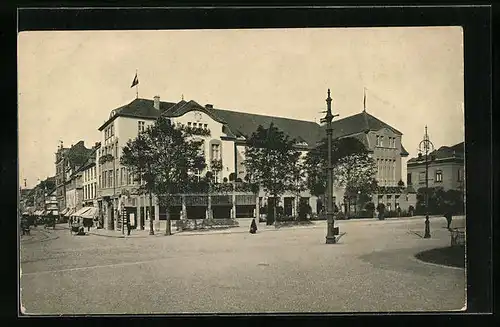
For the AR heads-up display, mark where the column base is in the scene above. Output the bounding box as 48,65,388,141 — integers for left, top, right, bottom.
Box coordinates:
325,236,337,244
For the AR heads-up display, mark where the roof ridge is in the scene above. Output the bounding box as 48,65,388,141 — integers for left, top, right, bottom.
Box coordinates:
213,108,318,124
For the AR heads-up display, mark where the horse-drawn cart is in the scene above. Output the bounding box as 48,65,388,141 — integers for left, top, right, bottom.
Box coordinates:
70,217,85,235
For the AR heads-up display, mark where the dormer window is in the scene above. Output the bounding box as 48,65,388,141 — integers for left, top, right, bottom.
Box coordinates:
187,122,192,127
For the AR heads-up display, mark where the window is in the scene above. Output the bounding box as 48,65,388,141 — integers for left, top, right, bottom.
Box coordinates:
457,169,463,181
204,124,208,129
138,121,145,133
108,170,113,187
188,122,192,127
116,169,119,187
211,144,221,160
435,170,443,182
379,136,384,147
419,172,425,183
407,173,412,185
376,136,380,146
198,139,205,157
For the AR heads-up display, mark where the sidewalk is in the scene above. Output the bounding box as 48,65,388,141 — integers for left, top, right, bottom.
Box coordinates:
58,219,321,239
58,215,464,239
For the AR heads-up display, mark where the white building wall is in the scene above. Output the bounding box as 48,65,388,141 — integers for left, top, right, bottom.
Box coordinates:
82,164,97,204
66,189,76,209
171,110,235,181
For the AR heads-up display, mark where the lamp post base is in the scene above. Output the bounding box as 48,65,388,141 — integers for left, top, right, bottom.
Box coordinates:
326,236,337,244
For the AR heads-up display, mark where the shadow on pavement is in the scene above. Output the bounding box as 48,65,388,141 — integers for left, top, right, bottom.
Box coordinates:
415,246,465,269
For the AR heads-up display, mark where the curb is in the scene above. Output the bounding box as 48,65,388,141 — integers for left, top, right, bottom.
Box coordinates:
86,224,314,238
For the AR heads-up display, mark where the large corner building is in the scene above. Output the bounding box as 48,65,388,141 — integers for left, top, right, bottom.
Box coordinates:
95,96,413,231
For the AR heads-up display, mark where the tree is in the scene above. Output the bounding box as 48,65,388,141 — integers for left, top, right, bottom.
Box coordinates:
121,131,156,235
147,116,206,235
304,137,377,216
289,152,307,220
244,123,300,226
416,186,446,215
335,153,378,216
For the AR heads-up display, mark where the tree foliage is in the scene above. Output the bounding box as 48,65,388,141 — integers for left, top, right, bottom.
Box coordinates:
147,116,206,197
304,137,377,198
121,116,206,235
244,123,300,198
244,124,301,224
416,187,464,215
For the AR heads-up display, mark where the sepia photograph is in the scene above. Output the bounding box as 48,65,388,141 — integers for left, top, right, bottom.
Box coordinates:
18,26,466,314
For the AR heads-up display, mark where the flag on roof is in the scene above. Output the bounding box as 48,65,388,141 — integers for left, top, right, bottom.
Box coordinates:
131,72,139,88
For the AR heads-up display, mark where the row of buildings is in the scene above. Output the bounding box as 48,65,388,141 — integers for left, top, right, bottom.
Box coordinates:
23,94,464,231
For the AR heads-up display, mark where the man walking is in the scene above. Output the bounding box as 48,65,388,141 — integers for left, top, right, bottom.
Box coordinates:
444,211,453,230
126,214,131,236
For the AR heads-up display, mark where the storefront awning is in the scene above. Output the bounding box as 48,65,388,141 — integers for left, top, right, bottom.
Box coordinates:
51,210,59,216
71,207,92,218
64,208,75,217
80,207,98,219
60,208,69,215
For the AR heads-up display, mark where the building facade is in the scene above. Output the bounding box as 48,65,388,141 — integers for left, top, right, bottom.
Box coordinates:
406,142,465,192
55,141,93,213
82,146,99,208
94,96,412,228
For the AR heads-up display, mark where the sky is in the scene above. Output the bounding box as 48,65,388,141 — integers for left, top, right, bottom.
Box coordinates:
18,27,464,189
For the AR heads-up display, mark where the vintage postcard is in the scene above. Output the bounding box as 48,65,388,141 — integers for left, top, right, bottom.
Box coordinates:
18,25,466,314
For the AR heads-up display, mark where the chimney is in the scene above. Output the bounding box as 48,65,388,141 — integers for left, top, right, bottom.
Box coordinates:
154,96,160,110
205,104,213,109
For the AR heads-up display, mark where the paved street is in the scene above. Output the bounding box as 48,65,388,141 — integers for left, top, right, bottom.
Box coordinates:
20,216,466,314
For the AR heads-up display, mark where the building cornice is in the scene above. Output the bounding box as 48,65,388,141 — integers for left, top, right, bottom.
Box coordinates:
407,156,464,167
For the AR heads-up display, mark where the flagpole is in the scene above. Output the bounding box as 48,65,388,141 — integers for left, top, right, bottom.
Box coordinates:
363,87,367,112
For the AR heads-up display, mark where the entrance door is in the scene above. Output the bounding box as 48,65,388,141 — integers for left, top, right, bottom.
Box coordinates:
284,197,293,217
108,202,114,230
140,207,145,229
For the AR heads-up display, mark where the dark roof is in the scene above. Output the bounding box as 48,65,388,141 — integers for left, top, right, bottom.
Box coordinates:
99,97,408,152
407,141,464,164
80,148,97,171
325,110,403,138
20,188,32,197
321,110,408,155
210,108,324,148
99,98,177,131
66,141,93,168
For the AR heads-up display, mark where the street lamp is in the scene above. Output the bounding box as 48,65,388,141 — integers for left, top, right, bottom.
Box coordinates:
120,200,125,235
418,126,434,238
321,89,339,244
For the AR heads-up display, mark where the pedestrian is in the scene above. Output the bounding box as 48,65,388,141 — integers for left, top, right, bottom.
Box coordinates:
126,215,131,236
249,218,257,234
444,211,453,230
